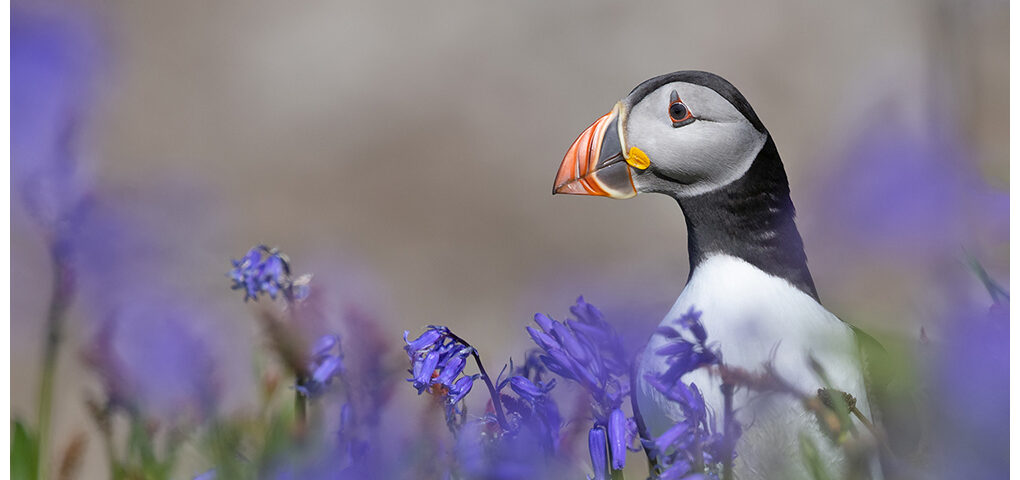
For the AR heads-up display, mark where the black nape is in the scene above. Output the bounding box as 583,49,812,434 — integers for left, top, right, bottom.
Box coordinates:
677,135,819,300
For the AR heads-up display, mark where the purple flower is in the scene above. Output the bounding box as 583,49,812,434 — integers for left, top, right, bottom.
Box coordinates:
529,296,638,473
296,333,345,397
403,326,478,416
84,297,220,421
497,371,562,454
228,246,310,302
811,117,1007,261
650,307,720,389
454,418,562,480
645,306,736,479
12,5,102,229
588,427,609,480
310,334,339,359
448,375,476,404
928,298,1008,479
528,297,629,415
608,408,629,470
508,375,554,402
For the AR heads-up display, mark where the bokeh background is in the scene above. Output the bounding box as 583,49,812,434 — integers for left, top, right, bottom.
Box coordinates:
12,0,1008,477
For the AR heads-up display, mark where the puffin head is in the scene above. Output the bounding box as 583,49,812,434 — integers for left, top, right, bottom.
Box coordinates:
553,71,769,199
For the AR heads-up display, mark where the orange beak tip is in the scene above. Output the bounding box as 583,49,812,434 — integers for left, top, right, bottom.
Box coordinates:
552,106,636,200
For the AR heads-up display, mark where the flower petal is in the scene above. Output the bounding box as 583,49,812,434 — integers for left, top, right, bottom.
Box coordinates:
608,408,627,470
588,427,608,480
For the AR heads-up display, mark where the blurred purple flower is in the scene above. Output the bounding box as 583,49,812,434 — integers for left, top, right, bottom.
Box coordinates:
12,6,103,229
338,307,396,429
85,296,220,420
229,246,311,302
813,119,1007,258
928,299,1008,479
296,334,345,397
455,417,565,480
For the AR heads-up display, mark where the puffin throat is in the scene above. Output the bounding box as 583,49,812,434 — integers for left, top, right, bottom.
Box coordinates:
675,135,819,300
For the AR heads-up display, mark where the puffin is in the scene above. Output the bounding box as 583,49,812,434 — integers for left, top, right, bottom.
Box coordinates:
552,71,876,478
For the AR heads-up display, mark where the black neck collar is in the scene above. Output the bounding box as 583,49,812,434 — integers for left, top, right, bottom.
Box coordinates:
675,135,819,300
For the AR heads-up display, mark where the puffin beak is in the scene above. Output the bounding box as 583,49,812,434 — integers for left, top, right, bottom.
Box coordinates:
553,103,637,199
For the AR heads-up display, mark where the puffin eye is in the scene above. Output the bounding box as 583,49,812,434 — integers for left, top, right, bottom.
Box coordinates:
667,90,694,127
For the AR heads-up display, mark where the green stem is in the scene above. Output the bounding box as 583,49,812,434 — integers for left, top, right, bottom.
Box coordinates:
609,467,625,480
294,383,307,434
36,243,73,480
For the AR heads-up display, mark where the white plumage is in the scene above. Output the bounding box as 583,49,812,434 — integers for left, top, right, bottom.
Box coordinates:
636,254,870,478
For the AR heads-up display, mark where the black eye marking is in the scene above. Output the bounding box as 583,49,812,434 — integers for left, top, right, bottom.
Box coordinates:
667,89,695,127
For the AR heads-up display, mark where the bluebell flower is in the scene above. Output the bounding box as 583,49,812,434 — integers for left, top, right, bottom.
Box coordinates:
588,427,609,480
528,297,629,414
608,407,629,470
447,375,476,404
508,375,554,402
494,371,562,454
528,296,639,473
403,326,479,419
645,306,736,479
228,246,310,302
296,334,344,397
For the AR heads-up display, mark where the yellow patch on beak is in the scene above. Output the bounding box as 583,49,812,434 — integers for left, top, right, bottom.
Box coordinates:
625,146,651,170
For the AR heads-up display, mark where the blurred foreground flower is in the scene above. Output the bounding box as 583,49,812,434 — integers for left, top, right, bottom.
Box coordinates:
927,297,1008,479
12,5,102,231
11,7,105,480
296,334,345,397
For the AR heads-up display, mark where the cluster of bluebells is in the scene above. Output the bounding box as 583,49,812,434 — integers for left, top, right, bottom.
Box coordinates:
229,245,311,302
296,334,345,397
494,354,562,448
451,354,566,478
403,326,478,426
526,296,639,478
402,325,569,477
645,307,737,480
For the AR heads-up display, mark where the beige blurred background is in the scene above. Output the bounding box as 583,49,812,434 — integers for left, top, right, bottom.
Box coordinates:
12,0,1008,476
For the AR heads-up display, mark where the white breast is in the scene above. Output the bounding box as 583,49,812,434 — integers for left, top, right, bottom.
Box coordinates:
636,254,870,477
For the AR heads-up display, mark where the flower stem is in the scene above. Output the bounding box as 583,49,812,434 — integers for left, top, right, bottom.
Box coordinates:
445,332,509,431
294,385,307,432
630,366,658,474
36,242,74,480
721,382,736,480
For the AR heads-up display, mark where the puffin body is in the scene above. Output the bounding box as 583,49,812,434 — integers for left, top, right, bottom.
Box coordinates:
553,71,874,478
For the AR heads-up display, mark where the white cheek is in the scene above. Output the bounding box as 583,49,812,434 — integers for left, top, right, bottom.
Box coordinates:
633,120,766,196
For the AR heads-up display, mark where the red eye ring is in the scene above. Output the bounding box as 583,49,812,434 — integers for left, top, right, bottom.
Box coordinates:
668,90,694,127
